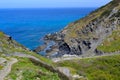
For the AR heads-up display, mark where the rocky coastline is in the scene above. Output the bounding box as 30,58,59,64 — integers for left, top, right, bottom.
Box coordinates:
34,0,120,58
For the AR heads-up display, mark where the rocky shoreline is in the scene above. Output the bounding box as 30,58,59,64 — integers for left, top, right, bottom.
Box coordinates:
34,0,120,58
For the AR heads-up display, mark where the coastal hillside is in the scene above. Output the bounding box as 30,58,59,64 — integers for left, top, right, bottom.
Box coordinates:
61,0,120,56
36,0,120,57
0,0,120,80
52,0,120,79
0,32,71,80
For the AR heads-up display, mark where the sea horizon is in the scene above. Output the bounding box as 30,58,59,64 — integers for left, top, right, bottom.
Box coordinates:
0,8,97,49
0,7,98,9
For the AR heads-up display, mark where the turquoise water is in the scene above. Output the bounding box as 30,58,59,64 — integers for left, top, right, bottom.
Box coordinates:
0,8,96,49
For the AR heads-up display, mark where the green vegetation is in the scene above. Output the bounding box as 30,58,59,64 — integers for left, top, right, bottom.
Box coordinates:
100,9,111,18
97,25,120,52
0,65,3,70
0,32,4,37
26,51,53,65
0,32,61,80
0,31,53,64
6,58,60,80
0,0,120,80
100,1,120,18
56,55,120,80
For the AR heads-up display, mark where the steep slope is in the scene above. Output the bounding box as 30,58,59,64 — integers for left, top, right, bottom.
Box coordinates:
97,24,120,52
0,32,70,80
36,0,120,57
53,1,120,79
63,0,120,56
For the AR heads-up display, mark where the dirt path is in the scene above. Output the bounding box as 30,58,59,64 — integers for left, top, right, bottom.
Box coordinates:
52,51,120,62
3,52,118,80
11,52,41,61
0,58,18,80
9,52,71,80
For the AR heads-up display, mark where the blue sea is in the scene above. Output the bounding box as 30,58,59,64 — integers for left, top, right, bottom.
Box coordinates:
0,8,96,50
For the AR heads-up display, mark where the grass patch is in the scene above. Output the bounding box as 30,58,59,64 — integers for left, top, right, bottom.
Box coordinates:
0,64,3,70
26,51,53,65
55,55,120,80
6,58,60,80
0,32,60,80
0,31,53,65
97,25,120,52
0,32,4,37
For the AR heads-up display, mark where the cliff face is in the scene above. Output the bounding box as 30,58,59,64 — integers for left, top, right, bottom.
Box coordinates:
61,0,120,56
35,0,120,57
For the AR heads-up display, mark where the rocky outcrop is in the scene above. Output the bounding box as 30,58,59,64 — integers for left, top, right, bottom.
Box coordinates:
35,0,120,58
